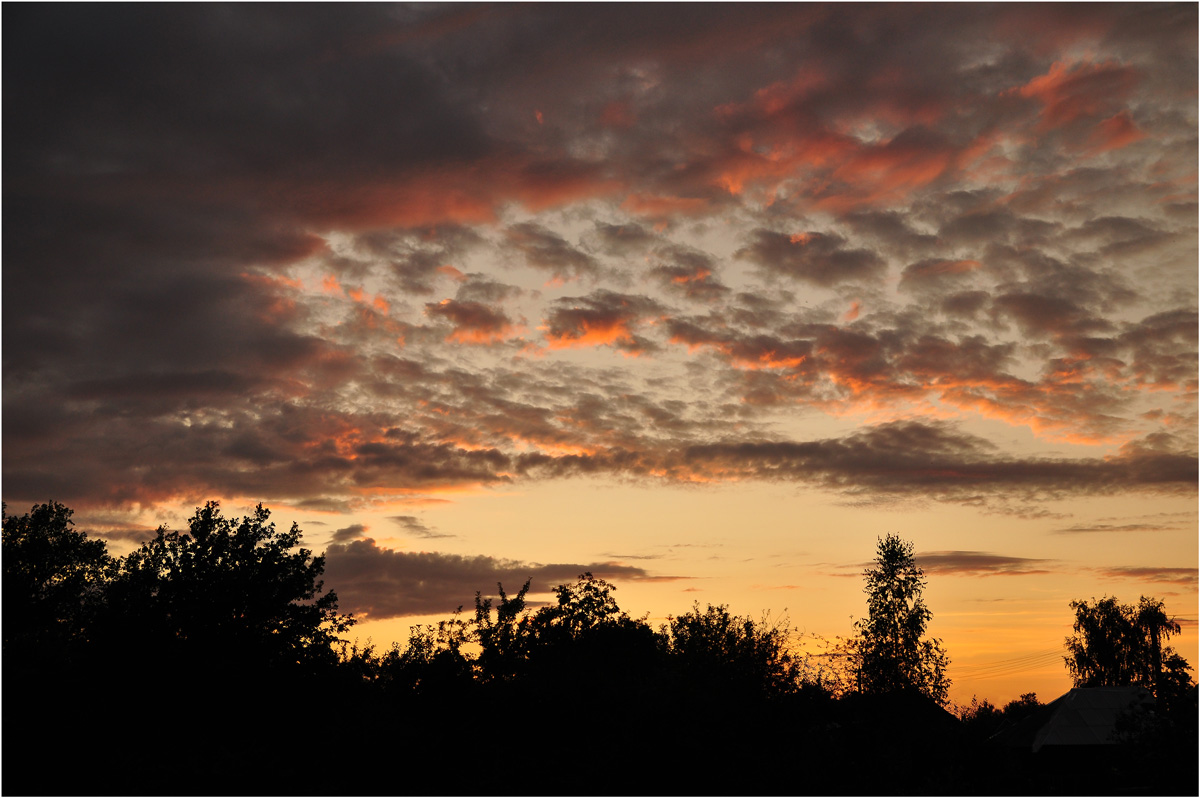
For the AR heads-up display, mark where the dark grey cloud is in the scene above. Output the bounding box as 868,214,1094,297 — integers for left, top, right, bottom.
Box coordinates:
353,226,486,295
542,290,664,355
516,420,1196,504
735,229,886,286
322,538,667,619
649,245,730,302
2,3,1194,524
899,259,983,292
425,299,520,345
506,223,601,282
454,275,525,304
585,221,660,255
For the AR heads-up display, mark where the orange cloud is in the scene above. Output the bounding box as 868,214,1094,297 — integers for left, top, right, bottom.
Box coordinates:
1086,110,1146,154
1008,60,1139,131
436,264,467,282
425,299,520,345
347,286,390,314
620,193,710,219
545,317,637,350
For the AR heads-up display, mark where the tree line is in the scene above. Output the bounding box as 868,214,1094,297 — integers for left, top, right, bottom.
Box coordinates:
3,501,1195,795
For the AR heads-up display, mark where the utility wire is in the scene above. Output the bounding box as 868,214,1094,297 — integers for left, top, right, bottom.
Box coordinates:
953,648,1064,680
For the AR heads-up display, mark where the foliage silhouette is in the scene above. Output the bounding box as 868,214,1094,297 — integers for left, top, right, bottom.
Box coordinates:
6,501,1198,795
3,501,357,796
851,533,950,704
664,602,804,699
2,501,116,666
1065,595,1194,705
957,691,1043,740
113,501,353,673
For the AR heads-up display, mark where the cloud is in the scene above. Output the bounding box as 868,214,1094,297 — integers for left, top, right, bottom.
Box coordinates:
2,3,1194,527
506,222,602,282
649,245,730,302
899,259,982,291
1090,566,1198,589
915,551,1055,576
389,515,452,539
322,538,666,619
1007,59,1140,132
541,290,664,355
331,523,368,542
425,299,521,345
1053,523,1178,535
735,229,886,286
516,420,1197,503
585,221,659,255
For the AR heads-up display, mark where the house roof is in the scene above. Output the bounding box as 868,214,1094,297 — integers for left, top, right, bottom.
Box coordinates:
992,686,1154,752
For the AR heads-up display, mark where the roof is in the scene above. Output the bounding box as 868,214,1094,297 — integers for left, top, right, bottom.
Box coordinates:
993,686,1154,752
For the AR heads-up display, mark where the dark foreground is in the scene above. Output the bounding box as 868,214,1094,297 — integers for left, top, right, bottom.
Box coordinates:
6,663,1197,796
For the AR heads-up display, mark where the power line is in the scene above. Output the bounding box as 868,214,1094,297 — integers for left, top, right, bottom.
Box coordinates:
953,648,1064,680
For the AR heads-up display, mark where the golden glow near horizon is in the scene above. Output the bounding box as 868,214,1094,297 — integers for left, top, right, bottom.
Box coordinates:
4,5,1196,709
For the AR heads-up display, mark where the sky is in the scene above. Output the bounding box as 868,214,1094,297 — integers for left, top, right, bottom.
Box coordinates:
3,3,1197,707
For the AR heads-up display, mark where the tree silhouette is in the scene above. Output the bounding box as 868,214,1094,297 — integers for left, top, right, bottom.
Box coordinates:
852,533,950,704
113,501,353,672
1065,595,1194,703
665,602,804,698
2,501,115,667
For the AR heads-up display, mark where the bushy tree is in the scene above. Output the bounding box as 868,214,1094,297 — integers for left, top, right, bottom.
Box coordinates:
2,501,115,664
852,533,950,704
113,501,353,671
1065,595,1193,702
666,603,804,698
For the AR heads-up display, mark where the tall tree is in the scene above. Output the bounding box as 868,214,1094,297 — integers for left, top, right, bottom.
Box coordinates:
852,534,950,704
1065,595,1193,702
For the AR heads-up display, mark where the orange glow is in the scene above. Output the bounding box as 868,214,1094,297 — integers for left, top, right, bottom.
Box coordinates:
621,193,710,218
833,146,952,195
446,325,520,345
790,232,814,245
843,301,861,322
437,264,467,282
322,274,343,294
535,109,544,125
347,286,390,314
512,436,598,458
671,268,712,285
240,271,304,291
731,352,807,371
669,335,807,372
545,318,636,351
715,67,826,119
1008,59,1138,130
1086,110,1146,154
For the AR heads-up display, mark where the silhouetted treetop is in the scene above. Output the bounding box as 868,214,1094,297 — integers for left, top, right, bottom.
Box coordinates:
852,533,950,704
114,501,353,668
1065,595,1193,704
665,602,804,698
2,501,115,659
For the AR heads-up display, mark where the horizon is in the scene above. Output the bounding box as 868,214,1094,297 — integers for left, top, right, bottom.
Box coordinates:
3,3,1196,708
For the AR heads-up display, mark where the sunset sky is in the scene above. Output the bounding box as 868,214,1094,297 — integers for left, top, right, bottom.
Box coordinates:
4,3,1197,706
